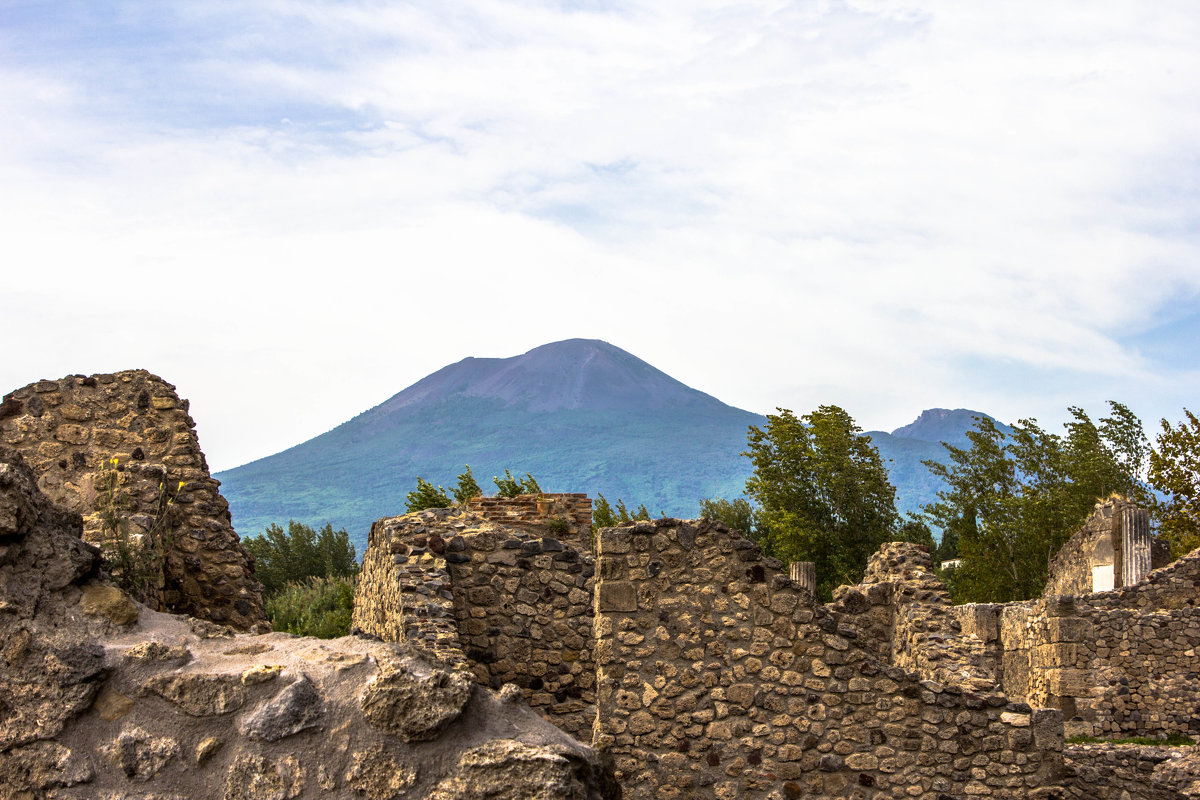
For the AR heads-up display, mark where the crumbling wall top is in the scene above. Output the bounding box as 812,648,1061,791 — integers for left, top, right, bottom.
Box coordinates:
0,370,265,630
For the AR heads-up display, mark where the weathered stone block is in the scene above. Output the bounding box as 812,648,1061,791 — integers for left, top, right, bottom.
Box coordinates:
597,581,637,613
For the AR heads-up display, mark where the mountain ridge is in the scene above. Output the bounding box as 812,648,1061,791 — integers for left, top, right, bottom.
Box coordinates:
215,339,1000,550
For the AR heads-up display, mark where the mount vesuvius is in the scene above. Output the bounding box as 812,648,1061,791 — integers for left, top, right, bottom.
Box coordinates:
215,338,1000,551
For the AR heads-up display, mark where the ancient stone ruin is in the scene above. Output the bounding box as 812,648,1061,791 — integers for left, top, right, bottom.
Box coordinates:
355,493,1200,800
0,445,618,799
0,371,266,630
4,369,1200,799
1045,497,1171,596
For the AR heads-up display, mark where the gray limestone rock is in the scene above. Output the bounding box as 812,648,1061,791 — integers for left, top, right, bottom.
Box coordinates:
140,673,246,716
239,676,324,741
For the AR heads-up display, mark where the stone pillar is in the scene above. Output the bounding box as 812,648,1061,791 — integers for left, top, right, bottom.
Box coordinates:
1118,505,1152,587
789,561,815,595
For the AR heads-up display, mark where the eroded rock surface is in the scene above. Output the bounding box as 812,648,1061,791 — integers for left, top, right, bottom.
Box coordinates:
0,446,617,799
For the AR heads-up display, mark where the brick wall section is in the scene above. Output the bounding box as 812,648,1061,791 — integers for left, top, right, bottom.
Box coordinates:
467,493,592,550
593,518,1064,800
352,506,597,740
952,548,1200,738
0,371,265,630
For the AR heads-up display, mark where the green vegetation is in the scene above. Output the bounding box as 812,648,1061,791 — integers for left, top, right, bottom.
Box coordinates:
405,466,539,513
264,575,356,639
243,521,358,637
743,406,900,600
95,457,181,606
453,465,482,504
1066,733,1195,747
493,469,542,497
698,497,756,535
922,403,1154,604
591,493,652,533
1149,409,1200,557
405,477,452,512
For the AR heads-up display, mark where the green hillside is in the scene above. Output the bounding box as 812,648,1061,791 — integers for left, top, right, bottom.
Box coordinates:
215,340,1000,552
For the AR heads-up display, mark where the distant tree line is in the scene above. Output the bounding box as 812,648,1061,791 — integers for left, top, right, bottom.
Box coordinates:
243,521,358,638
701,402,1200,605
404,466,543,513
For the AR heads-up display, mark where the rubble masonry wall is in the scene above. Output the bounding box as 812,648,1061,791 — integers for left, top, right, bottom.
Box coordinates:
0,371,265,630
352,505,597,740
593,518,1063,800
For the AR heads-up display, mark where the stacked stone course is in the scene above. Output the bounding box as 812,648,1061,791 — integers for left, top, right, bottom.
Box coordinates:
353,504,598,739
593,518,1063,800
950,547,1200,739
835,543,1000,692
0,371,265,630
467,492,593,549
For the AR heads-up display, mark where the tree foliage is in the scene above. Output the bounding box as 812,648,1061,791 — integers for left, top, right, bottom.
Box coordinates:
592,494,618,530
592,493,654,533
923,403,1152,604
698,497,757,536
493,469,542,498
452,465,482,504
405,477,452,512
243,520,359,597
1149,409,1200,557
744,406,899,600
264,575,355,639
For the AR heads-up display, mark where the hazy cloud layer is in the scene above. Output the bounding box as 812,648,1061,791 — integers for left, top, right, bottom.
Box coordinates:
3,0,1198,471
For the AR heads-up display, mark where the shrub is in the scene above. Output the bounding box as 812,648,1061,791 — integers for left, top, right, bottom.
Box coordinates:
243,521,358,597
493,469,542,498
265,575,355,639
453,465,482,504
405,477,452,512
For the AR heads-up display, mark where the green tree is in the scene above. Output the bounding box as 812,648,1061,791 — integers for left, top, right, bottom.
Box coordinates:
896,515,935,550
453,465,482,504
1150,409,1200,557
243,520,359,597
744,406,899,599
924,403,1152,603
698,497,756,535
406,477,451,512
493,469,542,498
592,494,619,531
264,575,356,639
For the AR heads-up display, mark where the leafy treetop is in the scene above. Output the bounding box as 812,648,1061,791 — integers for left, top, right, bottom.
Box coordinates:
243,520,358,597
743,405,899,600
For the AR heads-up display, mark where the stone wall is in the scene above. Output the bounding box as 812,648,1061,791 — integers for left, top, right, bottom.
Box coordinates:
952,549,1200,738
1061,743,1200,800
1045,497,1171,596
352,509,464,666
353,506,597,740
0,445,617,800
467,493,593,550
0,371,265,630
834,543,1000,692
593,518,1064,800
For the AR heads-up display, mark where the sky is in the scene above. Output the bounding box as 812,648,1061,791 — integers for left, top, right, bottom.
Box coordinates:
2,0,1198,473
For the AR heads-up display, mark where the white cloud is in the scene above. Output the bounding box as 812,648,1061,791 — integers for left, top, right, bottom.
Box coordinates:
2,0,1199,469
